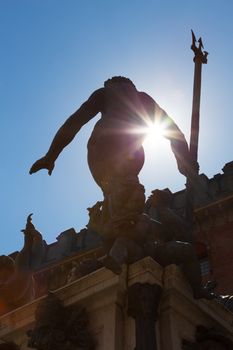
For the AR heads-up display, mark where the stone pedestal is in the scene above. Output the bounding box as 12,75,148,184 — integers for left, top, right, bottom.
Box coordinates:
0,257,233,350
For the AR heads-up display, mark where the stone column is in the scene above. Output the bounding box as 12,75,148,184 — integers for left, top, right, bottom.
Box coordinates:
128,282,162,350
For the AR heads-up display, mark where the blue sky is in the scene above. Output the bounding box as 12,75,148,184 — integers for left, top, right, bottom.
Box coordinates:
1,0,233,254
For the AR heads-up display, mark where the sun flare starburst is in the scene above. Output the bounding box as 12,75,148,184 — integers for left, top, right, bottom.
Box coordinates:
142,120,168,148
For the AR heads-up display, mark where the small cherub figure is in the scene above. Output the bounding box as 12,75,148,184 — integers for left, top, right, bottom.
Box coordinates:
0,214,45,314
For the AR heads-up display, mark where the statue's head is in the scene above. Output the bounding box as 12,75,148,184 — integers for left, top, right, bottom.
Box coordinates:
104,76,136,88
0,255,15,284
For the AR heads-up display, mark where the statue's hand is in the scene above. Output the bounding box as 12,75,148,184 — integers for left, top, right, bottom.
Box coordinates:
178,159,199,177
29,156,55,176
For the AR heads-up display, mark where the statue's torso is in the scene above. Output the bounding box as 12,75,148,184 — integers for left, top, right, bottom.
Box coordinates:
90,84,147,141
86,84,151,184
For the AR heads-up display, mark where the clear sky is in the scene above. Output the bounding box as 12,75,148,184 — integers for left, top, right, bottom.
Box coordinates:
1,0,233,255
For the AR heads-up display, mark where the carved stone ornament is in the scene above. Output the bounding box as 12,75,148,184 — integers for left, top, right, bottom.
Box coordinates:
182,325,233,350
27,292,96,350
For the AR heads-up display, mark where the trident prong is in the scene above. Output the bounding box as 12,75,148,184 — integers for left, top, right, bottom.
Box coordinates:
191,29,196,50
198,37,203,49
191,30,208,64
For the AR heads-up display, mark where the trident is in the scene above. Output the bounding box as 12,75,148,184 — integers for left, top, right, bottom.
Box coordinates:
185,31,208,239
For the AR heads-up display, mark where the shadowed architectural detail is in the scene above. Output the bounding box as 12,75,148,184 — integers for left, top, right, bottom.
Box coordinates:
128,283,162,350
217,295,233,314
33,248,104,298
27,292,96,350
86,187,214,300
144,189,214,300
182,325,233,350
0,342,20,350
203,281,233,314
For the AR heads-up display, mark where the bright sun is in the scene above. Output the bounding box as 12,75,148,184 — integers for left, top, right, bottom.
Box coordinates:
143,121,167,148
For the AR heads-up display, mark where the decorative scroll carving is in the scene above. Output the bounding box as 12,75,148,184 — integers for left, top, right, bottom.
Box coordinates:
27,292,96,350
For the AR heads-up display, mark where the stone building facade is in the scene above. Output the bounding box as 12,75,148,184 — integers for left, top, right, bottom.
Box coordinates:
1,258,233,350
7,161,232,296
174,161,233,294
1,161,233,349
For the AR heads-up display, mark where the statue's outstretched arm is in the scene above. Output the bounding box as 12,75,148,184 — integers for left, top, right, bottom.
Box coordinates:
162,116,191,176
140,92,193,177
30,88,104,175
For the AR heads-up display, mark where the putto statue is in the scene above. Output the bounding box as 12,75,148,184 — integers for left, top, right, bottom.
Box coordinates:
0,214,44,314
